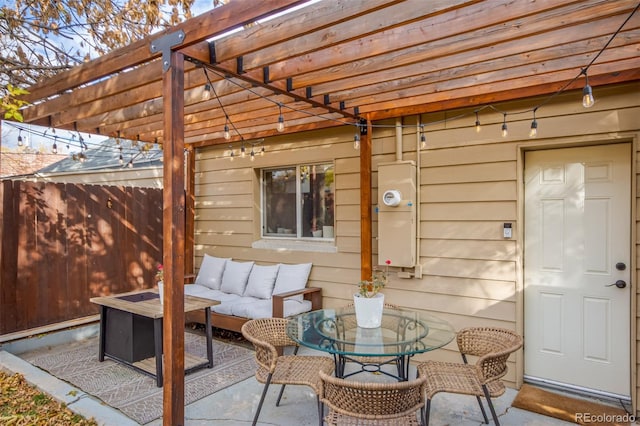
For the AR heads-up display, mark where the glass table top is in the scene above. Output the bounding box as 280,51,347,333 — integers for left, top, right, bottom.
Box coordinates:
286,306,456,357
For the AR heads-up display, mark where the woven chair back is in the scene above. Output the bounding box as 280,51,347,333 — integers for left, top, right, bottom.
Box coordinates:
319,370,426,420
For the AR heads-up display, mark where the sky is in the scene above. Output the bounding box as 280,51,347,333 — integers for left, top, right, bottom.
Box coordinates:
0,0,320,156
1,120,107,155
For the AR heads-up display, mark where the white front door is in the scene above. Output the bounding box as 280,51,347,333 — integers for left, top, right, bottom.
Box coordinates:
524,144,631,398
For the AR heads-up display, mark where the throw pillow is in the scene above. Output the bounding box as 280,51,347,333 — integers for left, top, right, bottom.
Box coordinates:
272,263,312,302
244,264,280,299
220,260,254,296
194,254,230,290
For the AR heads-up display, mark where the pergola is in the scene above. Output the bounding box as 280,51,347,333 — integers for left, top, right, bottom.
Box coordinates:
14,0,640,423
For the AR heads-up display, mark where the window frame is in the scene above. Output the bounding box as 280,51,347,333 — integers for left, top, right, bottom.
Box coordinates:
260,162,335,241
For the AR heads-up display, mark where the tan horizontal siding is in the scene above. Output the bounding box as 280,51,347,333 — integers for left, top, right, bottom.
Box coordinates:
421,161,516,184
422,181,517,202
421,239,516,261
195,207,252,221
421,201,517,221
195,180,252,196
421,221,513,240
411,275,516,301
422,257,516,282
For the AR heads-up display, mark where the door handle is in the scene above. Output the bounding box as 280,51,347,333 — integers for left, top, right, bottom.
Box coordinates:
605,280,627,289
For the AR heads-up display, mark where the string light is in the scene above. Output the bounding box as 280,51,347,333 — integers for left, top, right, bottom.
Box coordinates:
276,103,285,132
420,125,426,149
501,114,508,138
223,118,231,140
202,83,212,101
250,149,255,161
228,145,235,161
529,109,538,138
240,144,246,158
5,6,633,165
581,69,595,108
353,132,360,150
52,136,58,154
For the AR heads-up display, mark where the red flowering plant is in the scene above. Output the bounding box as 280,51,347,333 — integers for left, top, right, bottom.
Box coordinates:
155,263,164,283
358,260,390,298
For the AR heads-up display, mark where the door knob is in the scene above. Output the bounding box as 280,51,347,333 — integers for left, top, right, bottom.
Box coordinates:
605,280,627,289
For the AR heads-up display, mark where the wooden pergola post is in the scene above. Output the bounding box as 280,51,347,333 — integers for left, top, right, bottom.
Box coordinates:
159,39,186,425
360,117,372,281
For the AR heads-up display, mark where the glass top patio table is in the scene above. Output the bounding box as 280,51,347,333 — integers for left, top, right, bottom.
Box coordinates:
286,306,456,380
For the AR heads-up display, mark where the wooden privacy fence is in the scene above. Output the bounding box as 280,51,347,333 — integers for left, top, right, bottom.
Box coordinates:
0,180,162,336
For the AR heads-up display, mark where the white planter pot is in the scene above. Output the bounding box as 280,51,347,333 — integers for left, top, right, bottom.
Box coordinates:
157,281,164,305
353,292,384,328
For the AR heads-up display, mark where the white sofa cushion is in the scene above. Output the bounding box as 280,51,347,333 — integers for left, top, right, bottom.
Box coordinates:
213,296,260,316
244,264,280,299
231,299,313,319
220,260,254,296
272,262,312,301
194,254,230,290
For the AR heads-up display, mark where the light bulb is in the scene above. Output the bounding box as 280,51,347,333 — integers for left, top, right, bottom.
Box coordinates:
529,119,538,138
52,143,58,154
128,159,133,168
17,132,23,146
202,83,211,101
260,145,265,156
276,115,285,132
229,147,235,161
353,133,360,150
582,84,594,108
223,124,231,140
501,122,508,138
119,154,124,165
475,119,481,133
250,150,255,161
241,145,246,158
420,133,426,149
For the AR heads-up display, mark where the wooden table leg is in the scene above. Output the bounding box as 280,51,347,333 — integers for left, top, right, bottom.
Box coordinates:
154,318,163,387
205,307,213,368
98,306,106,362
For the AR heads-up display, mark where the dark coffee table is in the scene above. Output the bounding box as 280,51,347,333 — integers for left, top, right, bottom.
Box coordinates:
90,289,219,387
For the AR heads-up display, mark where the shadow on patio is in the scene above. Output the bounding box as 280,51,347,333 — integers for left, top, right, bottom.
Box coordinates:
0,322,577,426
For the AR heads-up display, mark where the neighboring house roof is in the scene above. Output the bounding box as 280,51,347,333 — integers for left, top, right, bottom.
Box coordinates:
0,151,68,178
36,138,162,174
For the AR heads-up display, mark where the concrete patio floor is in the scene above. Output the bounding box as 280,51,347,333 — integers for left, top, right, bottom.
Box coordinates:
0,323,578,425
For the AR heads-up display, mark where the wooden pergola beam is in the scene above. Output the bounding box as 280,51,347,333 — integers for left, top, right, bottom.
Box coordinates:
23,0,308,104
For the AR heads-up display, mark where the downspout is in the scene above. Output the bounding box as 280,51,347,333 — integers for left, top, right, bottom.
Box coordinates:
395,117,403,161
415,117,422,278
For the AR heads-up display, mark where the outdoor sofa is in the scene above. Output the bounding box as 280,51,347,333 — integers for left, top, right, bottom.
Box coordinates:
183,254,322,333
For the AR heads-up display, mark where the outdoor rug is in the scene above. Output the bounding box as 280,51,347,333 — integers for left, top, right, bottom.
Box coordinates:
511,384,632,426
20,331,256,425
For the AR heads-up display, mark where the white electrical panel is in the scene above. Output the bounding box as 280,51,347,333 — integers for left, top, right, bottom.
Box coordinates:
377,161,416,267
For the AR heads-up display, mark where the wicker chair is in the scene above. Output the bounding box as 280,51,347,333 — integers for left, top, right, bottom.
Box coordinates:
319,370,427,425
416,327,523,426
241,318,335,426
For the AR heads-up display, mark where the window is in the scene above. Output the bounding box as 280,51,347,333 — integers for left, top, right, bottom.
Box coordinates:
262,163,334,239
